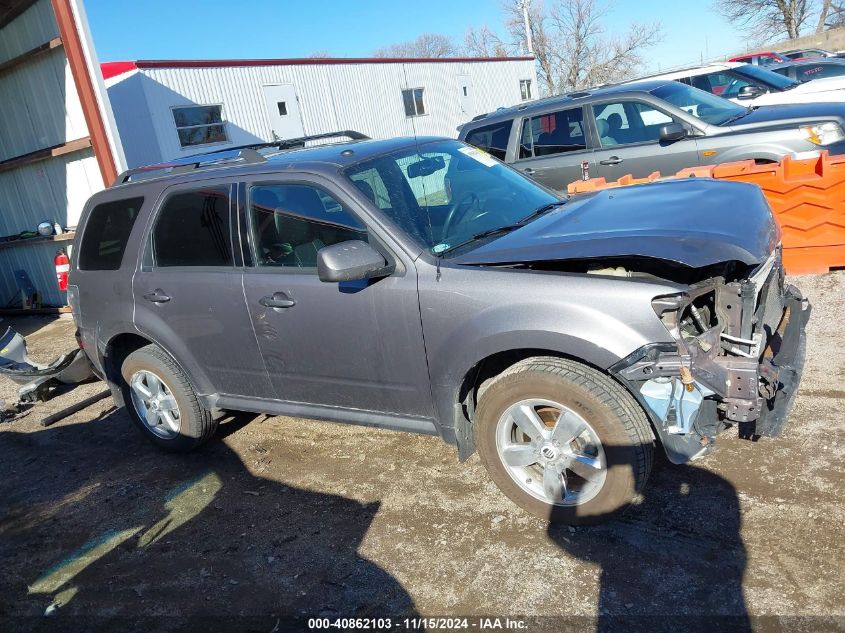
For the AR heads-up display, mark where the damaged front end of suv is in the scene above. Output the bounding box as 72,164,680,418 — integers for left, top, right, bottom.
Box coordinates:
452,177,810,465
612,248,810,463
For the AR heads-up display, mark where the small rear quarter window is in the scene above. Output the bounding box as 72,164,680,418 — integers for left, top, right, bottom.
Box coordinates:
78,197,144,270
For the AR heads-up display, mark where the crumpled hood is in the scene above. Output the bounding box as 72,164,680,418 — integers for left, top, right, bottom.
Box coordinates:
451,179,779,269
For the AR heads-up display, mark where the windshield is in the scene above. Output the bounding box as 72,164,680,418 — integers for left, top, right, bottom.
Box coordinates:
344,140,560,256
733,63,799,90
651,82,747,126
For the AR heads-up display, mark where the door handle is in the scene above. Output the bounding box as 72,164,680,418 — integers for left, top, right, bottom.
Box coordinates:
523,168,536,175
259,292,296,309
599,156,623,166
143,289,171,303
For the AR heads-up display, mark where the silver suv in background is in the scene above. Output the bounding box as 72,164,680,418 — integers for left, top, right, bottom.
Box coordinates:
458,80,845,190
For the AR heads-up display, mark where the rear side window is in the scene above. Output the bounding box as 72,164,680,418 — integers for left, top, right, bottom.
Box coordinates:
153,186,233,267
78,197,144,270
520,106,587,158
463,121,512,160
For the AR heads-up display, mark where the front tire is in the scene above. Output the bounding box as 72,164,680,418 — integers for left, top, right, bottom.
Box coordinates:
121,344,217,452
475,357,653,525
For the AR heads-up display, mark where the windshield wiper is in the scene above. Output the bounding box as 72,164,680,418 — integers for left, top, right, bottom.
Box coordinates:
435,224,522,257
518,199,568,225
719,107,753,125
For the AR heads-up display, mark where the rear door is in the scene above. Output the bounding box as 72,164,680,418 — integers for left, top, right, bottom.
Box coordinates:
510,105,595,191
132,180,273,399
590,99,701,180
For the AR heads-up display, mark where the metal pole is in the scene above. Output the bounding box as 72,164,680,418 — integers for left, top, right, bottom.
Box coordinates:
521,0,534,55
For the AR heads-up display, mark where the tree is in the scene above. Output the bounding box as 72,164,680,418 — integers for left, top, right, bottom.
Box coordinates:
463,24,511,57
373,33,460,58
501,0,663,94
714,0,812,41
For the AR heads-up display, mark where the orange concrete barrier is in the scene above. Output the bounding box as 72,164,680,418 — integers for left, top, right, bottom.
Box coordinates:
568,152,845,274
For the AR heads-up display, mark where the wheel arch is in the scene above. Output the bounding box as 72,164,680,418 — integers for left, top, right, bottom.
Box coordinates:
447,345,656,462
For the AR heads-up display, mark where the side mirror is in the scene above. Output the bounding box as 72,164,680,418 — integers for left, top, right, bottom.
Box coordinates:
737,85,765,100
659,122,687,142
317,240,394,283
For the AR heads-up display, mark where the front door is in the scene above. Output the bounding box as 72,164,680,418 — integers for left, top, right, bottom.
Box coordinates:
132,181,274,399
239,176,434,418
590,100,701,181
261,84,305,141
456,74,475,118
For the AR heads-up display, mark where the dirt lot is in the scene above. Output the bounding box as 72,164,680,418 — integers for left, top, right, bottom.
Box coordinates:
1,272,844,632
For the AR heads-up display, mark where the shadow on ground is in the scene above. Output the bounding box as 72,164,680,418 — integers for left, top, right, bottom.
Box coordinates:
0,409,418,631
546,454,749,633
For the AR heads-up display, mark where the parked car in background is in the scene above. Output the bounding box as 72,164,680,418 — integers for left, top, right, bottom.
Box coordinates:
637,62,845,106
459,80,845,189
769,58,845,82
69,133,808,524
782,48,835,60
729,51,787,66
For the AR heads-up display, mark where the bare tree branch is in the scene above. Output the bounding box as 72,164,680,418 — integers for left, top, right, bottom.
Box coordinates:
373,33,460,58
817,0,833,31
500,0,662,94
714,0,813,41
464,25,512,57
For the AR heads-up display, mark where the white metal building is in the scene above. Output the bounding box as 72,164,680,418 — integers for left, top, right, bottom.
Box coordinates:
102,56,537,168
0,0,123,308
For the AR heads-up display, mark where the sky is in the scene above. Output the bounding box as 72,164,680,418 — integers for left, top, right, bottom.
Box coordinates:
84,0,746,73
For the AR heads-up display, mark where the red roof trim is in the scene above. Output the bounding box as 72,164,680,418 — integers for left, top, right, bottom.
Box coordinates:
101,60,137,79
129,56,534,70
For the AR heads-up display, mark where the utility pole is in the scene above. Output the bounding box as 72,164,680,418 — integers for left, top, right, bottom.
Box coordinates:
519,0,534,55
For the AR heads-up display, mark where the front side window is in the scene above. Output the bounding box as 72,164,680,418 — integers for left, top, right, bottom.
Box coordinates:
402,88,426,117
519,106,587,159
520,79,533,100
249,184,366,268
344,140,559,256
153,186,233,267
172,105,228,148
78,197,144,270
592,101,674,148
463,120,513,160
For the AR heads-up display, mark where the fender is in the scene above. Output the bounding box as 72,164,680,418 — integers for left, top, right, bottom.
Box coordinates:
417,264,678,441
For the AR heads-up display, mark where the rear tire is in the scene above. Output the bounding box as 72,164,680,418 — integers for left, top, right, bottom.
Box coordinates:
475,357,653,525
121,344,217,452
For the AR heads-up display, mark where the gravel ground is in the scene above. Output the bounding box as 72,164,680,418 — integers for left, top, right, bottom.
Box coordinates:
0,272,843,632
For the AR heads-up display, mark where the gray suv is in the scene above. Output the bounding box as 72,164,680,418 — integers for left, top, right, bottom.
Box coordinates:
458,80,845,191
70,133,808,524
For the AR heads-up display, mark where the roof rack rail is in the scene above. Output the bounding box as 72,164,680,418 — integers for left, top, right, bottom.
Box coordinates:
113,147,267,186
113,130,370,186
225,130,370,153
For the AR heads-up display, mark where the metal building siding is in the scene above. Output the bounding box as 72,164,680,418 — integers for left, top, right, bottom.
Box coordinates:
0,0,109,308
0,0,57,63
0,240,68,307
125,59,537,165
0,48,88,160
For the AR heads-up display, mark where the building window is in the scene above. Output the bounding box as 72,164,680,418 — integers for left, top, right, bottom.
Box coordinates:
172,105,229,148
402,88,426,117
277,101,288,116
520,79,533,101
